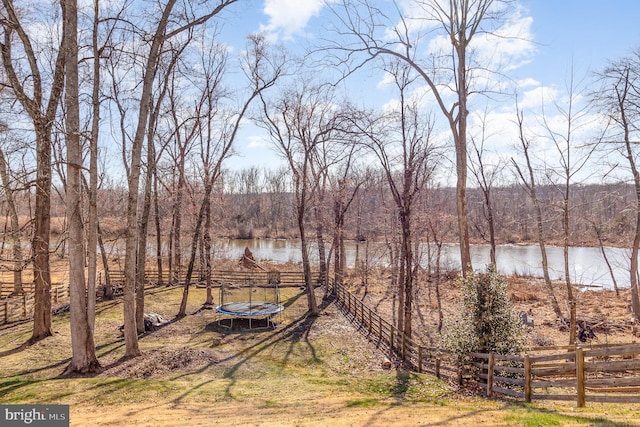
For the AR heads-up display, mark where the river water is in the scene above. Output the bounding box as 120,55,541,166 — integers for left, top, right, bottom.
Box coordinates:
218,239,633,290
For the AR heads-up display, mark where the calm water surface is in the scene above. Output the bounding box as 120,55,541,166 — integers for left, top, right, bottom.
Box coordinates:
218,239,633,290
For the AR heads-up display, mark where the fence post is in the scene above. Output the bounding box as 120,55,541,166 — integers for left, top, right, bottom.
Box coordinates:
379,317,382,342
486,353,495,397
390,325,395,351
418,346,423,373
576,347,585,408
524,354,532,403
4,299,8,324
435,357,441,378
401,333,406,361
368,308,372,334
23,294,27,317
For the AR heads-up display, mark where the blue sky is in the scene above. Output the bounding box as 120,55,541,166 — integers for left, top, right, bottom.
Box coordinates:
219,0,640,178
521,1,640,84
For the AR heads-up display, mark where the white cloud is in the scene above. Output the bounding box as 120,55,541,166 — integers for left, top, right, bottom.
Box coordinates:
518,86,559,110
260,0,326,41
516,78,540,89
247,135,270,149
473,12,536,71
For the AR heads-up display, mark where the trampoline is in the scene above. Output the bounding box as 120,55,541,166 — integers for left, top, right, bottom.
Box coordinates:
215,282,284,330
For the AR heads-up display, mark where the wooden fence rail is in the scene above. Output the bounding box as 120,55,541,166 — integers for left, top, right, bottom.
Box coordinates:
333,282,459,382
471,344,640,407
331,281,640,407
104,269,315,287
1,269,312,325
1,282,70,325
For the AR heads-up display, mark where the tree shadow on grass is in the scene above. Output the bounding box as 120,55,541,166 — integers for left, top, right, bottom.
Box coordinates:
168,291,334,405
0,342,30,358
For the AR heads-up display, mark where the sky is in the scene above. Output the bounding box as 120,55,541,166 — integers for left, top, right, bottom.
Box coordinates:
216,0,640,180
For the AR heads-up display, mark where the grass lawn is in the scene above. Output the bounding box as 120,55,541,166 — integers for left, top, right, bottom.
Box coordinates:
1,286,638,426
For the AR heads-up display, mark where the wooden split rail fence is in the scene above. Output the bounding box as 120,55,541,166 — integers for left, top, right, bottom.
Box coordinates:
332,282,460,382
331,281,640,407
471,344,640,406
1,283,70,325
1,269,313,325
105,269,315,288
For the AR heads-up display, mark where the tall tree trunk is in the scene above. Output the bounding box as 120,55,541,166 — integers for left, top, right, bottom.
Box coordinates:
64,0,100,374
87,0,101,332
625,116,640,321
172,168,184,284
299,212,319,316
122,0,178,359
562,197,577,345
455,44,471,275
400,208,413,338
333,199,345,285
178,174,217,316
135,167,153,333
486,190,497,267
0,148,24,296
30,130,53,343
315,206,327,288
396,222,406,336
0,0,65,344
153,173,164,284
204,196,214,306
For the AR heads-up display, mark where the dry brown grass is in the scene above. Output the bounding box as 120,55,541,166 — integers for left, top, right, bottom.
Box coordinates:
342,270,637,349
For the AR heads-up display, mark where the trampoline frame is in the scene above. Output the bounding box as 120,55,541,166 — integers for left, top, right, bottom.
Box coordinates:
215,283,284,330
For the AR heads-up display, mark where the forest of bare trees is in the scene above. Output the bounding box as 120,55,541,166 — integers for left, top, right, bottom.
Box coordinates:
1,0,640,366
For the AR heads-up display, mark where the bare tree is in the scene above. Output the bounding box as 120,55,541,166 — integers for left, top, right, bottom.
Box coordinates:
327,0,517,275
540,69,594,344
308,105,353,290
512,107,564,322
594,50,640,322
177,33,285,316
468,109,504,268
86,0,101,333
330,147,367,287
258,81,343,316
352,60,438,337
135,37,190,332
0,139,26,296
0,0,67,343
116,0,240,358
63,0,100,374
85,0,122,330
426,206,453,335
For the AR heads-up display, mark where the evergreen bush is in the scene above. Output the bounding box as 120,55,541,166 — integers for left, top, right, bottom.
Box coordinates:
442,267,525,363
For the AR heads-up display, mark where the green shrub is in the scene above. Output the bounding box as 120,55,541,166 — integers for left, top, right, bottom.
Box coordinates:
442,268,525,362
